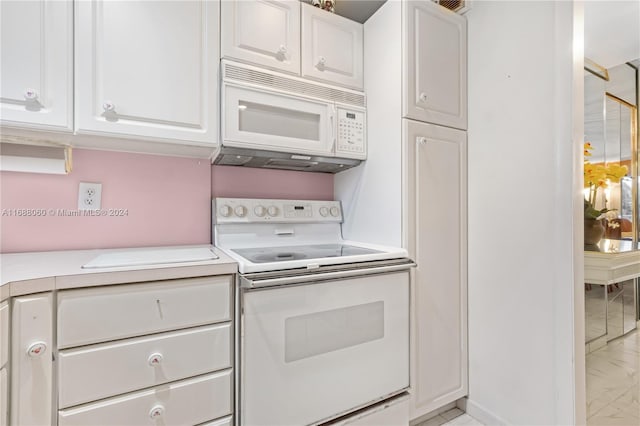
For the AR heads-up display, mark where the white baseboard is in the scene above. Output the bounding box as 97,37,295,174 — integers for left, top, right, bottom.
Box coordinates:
457,398,508,425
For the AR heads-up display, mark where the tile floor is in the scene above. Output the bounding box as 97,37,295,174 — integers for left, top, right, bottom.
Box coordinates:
415,408,483,426
587,329,640,425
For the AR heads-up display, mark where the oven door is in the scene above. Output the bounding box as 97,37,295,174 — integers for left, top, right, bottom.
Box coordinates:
223,84,335,156
239,269,410,426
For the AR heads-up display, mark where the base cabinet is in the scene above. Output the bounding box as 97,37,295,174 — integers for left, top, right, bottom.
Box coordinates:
11,293,54,426
0,368,6,426
405,119,467,418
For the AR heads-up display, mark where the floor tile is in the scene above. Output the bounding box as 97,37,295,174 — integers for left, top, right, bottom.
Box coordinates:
587,329,640,426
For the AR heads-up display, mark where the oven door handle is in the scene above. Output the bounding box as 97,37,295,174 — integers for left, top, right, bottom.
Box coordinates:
240,261,416,289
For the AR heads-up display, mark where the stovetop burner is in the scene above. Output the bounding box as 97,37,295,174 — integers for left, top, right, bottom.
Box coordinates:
232,244,382,264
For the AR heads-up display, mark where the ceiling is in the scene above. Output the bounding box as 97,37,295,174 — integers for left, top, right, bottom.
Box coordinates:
585,0,640,68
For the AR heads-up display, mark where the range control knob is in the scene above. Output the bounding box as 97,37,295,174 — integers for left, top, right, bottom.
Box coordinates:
319,207,329,217
234,205,247,217
254,205,266,217
267,206,279,216
218,204,231,217
330,206,340,217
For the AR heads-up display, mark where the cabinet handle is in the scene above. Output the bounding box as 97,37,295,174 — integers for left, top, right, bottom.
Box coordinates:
149,405,165,419
416,137,427,145
278,44,287,55
147,352,164,366
26,341,47,357
102,101,115,112
419,92,428,102
24,89,39,101
316,56,326,69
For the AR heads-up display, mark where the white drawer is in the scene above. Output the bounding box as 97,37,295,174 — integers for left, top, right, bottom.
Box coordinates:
58,370,232,426
0,368,6,426
0,302,7,368
58,276,231,348
59,323,231,408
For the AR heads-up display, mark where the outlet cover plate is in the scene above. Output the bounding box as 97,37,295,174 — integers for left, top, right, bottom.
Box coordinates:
78,182,102,210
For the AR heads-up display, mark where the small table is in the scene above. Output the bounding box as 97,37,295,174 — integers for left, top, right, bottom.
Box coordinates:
584,240,640,353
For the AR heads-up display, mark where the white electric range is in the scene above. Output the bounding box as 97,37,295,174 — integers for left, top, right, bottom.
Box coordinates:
213,198,413,426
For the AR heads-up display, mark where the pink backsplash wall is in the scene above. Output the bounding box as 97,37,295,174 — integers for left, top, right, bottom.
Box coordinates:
211,165,334,200
1,149,334,253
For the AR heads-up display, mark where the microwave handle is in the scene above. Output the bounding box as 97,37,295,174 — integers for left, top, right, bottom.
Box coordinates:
329,105,337,152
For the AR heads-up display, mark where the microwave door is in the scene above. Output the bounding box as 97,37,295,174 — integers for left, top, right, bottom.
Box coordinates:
223,84,334,156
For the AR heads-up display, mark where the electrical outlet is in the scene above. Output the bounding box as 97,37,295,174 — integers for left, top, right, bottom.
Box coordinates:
78,182,102,210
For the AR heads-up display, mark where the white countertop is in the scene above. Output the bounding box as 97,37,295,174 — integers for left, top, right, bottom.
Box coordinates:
584,239,640,285
0,245,238,302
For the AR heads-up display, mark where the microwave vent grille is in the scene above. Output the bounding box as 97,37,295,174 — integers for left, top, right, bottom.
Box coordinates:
224,63,365,107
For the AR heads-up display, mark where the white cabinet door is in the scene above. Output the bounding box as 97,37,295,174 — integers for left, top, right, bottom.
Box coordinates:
11,293,53,426
301,3,363,90
75,0,219,145
0,302,7,369
221,0,300,75
0,0,72,131
404,120,467,418
0,368,6,426
404,2,467,130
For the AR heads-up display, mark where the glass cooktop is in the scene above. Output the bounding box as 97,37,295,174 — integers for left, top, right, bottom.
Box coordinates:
232,244,382,264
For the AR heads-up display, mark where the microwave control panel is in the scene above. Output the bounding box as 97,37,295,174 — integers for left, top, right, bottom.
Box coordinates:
336,107,366,159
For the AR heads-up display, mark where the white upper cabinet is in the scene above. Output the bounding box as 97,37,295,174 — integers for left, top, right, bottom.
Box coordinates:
75,0,219,145
221,0,300,75
0,0,73,131
404,1,467,130
301,3,363,90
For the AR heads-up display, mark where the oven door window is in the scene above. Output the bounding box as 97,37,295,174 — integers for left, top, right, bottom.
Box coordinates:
284,301,384,363
241,271,409,426
223,84,334,156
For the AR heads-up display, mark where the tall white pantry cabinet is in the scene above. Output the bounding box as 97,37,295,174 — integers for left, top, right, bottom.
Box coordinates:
335,0,467,421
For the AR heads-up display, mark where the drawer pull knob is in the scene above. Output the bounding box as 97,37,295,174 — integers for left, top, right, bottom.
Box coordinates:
102,101,115,112
148,353,163,366
416,137,427,145
149,404,165,419
419,92,428,102
316,56,326,69
24,89,39,101
27,341,47,357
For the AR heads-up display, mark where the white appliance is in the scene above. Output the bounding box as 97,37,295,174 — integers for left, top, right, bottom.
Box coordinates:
214,61,366,173
213,198,413,426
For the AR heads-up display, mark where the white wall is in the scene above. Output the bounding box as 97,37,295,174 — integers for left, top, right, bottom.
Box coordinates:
466,1,584,424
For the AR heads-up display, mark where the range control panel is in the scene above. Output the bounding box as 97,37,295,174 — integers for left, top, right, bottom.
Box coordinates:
335,107,366,159
213,198,343,224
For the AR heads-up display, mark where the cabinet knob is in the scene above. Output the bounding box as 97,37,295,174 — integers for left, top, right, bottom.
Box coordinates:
149,405,165,419
316,56,326,69
26,342,47,357
278,44,287,54
416,137,427,145
24,89,38,101
147,352,163,366
102,101,115,112
419,92,428,102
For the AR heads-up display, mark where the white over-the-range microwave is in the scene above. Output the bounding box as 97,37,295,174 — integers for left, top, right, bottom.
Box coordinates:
213,60,366,173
